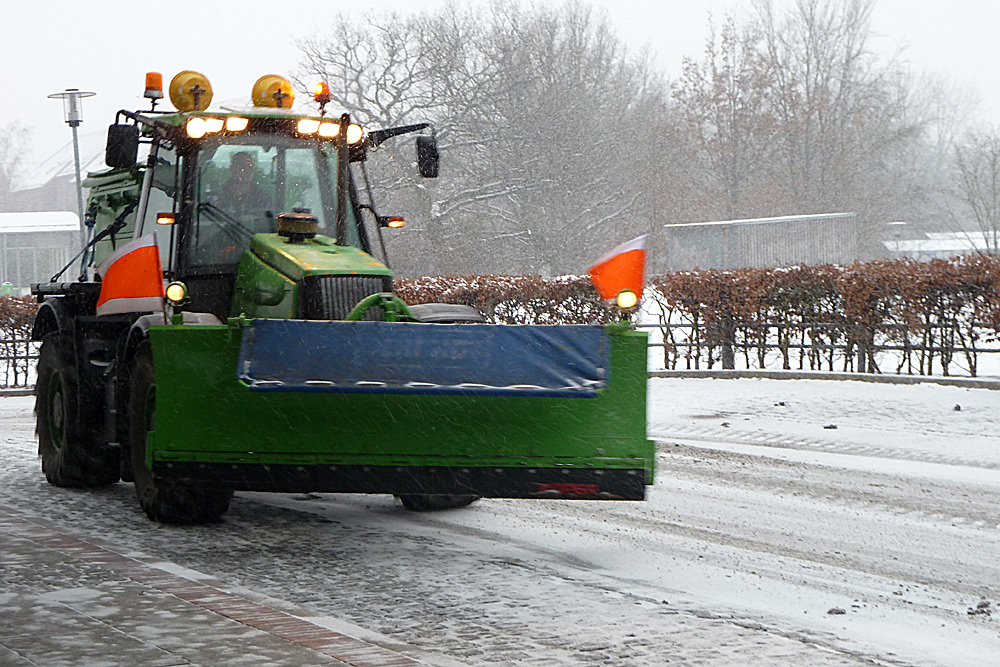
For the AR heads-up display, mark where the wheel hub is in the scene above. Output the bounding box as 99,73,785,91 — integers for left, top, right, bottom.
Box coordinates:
48,374,65,451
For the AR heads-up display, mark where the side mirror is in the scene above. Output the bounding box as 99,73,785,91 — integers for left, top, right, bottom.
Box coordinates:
416,135,439,178
106,124,139,169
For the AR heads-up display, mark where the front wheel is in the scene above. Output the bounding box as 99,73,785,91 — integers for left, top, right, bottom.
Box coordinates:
35,333,119,487
128,343,232,523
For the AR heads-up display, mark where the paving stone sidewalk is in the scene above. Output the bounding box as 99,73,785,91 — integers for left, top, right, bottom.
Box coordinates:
0,509,420,667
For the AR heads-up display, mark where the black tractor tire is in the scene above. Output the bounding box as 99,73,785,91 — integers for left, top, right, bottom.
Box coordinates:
128,343,232,523
35,333,119,487
397,494,479,511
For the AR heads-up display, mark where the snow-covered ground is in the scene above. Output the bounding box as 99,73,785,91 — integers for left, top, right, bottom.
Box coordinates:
1,377,998,665
645,378,1000,665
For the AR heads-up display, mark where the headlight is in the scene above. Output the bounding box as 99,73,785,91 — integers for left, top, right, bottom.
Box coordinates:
165,281,188,306
318,122,339,138
616,289,638,309
378,215,405,229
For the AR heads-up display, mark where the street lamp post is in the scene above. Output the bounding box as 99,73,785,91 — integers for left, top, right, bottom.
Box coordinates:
48,88,96,252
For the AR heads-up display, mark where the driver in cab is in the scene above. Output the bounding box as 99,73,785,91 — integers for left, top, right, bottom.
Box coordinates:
218,151,271,221
195,151,273,265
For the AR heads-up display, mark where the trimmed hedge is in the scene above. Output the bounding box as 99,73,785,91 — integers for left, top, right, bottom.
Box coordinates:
7,257,998,386
396,256,1000,377
394,274,622,325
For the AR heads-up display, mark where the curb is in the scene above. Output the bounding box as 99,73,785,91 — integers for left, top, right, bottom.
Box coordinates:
648,369,1000,391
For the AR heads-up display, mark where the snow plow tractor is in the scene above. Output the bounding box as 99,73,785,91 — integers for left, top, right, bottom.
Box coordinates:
30,71,654,523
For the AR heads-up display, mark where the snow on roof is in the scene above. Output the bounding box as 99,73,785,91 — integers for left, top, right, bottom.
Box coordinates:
0,211,80,233
884,233,989,254
923,231,992,241
665,212,855,229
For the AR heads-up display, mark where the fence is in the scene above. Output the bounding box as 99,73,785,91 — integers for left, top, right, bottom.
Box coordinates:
0,338,35,388
0,296,35,388
638,319,1000,377
645,257,1000,378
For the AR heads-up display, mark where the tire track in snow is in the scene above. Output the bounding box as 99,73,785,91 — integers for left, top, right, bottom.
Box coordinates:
650,423,1000,470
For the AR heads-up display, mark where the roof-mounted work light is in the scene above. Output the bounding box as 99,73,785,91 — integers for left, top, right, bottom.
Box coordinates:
225,116,249,132
297,118,320,135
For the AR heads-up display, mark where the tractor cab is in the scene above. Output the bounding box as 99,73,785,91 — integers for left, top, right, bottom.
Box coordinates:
103,72,431,321
180,136,365,267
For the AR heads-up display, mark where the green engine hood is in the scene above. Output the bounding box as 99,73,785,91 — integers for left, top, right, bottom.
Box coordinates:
231,234,392,319
249,233,392,280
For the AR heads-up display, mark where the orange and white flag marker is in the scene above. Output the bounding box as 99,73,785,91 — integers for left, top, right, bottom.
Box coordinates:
95,234,165,316
587,235,648,309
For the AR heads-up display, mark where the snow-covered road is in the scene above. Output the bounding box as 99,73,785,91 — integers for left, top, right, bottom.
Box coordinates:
1,377,998,666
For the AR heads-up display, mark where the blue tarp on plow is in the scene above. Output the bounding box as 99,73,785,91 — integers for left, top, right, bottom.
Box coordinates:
236,320,610,397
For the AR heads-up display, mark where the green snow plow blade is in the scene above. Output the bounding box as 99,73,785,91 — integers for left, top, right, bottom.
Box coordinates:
145,320,653,500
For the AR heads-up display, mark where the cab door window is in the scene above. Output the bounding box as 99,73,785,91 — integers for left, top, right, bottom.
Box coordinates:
138,142,179,271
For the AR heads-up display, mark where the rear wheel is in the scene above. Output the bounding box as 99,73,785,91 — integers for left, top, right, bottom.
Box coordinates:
128,343,232,523
397,494,479,511
35,333,119,487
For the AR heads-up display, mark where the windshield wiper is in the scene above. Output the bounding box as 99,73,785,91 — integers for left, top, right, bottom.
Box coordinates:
197,202,256,244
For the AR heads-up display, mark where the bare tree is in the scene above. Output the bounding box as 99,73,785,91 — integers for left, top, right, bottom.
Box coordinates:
296,1,667,276
0,123,31,211
296,5,546,273
755,0,923,227
648,0,974,269
953,129,1000,254
471,1,669,271
671,16,779,219
913,75,990,245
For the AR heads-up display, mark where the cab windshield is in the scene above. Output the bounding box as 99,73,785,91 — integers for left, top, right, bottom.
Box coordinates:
186,136,361,267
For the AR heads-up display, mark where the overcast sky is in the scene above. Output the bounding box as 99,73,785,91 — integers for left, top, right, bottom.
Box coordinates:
3,0,998,171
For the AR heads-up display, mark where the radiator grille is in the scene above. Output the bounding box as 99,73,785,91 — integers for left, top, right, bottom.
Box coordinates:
302,275,393,320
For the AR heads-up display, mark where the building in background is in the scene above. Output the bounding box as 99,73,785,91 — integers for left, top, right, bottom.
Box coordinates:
6,130,105,214
0,212,79,291
884,231,994,260
661,213,860,272
0,133,105,291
